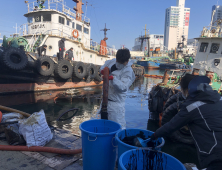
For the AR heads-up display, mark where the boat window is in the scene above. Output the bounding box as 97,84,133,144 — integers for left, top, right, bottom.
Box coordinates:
43,14,51,21
59,16,65,25
35,15,41,22
72,22,75,29
199,43,208,52
28,17,33,23
67,20,70,26
210,43,220,54
76,24,82,32
84,27,89,34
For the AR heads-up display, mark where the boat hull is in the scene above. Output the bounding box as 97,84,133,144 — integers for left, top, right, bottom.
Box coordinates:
137,61,160,69
0,81,103,94
159,63,177,70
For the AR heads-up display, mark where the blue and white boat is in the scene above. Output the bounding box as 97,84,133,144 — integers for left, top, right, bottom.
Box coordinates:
137,56,170,69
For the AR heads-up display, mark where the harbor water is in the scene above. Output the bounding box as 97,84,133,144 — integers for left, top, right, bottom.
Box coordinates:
0,69,200,168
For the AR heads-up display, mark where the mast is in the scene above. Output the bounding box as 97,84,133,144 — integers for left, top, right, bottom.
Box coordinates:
73,0,84,21
144,24,147,37
100,23,110,41
99,24,110,55
140,24,150,56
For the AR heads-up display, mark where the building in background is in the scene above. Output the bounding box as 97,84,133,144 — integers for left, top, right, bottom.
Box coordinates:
164,0,190,50
132,34,164,51
211,5,222,26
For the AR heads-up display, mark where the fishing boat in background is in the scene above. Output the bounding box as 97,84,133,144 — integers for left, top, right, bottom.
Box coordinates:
137,56,170,69
148,20,222,145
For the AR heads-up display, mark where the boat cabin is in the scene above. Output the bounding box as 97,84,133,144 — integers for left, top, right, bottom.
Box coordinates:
193,25,222,78
18,0,116,65
23,0,91,48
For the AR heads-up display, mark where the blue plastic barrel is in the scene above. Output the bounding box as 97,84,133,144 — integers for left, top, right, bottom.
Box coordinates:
119,149,186,170
115,129,165,159
79,119,121,170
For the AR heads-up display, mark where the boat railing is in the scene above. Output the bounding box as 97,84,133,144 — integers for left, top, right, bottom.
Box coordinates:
26,0,90,23
19,22,116,56
25,26,42,51
200,25,222,38
19,21,86,40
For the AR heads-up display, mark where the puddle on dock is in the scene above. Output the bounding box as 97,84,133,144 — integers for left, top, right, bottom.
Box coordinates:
0,69,200,168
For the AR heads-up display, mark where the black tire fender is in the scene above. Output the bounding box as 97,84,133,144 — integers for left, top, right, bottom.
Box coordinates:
55,60,73,79
2,47,28,70
35,56,55,76
94,65,102,82
73,61,87,79
0,47,4,57
86,63,97,79
163,92,185,112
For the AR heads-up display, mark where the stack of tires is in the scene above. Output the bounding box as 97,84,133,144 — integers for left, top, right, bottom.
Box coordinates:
34,57,102,82
0,47,103,83
161,93,194,144
148,85,194,145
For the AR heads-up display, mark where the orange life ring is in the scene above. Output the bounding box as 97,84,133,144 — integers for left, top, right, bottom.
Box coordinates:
72,29,79,38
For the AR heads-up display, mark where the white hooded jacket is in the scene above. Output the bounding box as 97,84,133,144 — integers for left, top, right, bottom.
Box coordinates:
100,59,135,128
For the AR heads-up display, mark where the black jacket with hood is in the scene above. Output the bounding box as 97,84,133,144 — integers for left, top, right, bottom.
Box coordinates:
155,83,222,168
58,38,65,50
65,49,74,60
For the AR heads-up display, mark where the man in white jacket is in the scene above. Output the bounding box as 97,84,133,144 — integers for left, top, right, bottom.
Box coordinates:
100,49,135,129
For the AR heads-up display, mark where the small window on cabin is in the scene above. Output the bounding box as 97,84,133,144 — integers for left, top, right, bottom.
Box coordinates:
67,20,70,26
43,14,51,22
210,43,220,54
59,16,65,25
199,43,208,52
35,15,41,22
28,17,33,23
72,22,75,29
84,27,89,34
76,24,82,32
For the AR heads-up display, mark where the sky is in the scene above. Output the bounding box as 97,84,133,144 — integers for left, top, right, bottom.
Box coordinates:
0,0,220,49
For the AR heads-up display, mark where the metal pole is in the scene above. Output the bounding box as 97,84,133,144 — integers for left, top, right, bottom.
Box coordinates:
85,1,88,21
148,38,150,57
101,67,109,120
28,3,30,13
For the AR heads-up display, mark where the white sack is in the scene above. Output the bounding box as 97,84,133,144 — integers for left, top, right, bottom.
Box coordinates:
19,110,53,147
2,113,23,122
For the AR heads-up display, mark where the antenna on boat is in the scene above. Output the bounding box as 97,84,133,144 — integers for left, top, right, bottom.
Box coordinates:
144,24,148,37
13,23,18,35
83,1,93,21
100,23,110,41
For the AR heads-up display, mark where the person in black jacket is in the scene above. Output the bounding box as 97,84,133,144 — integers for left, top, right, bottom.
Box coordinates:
58,38,65,61
65,48,74,61
150,74,222,170
37,45,47,57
